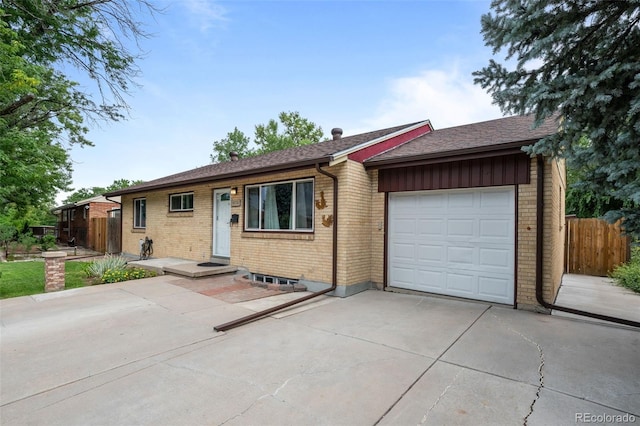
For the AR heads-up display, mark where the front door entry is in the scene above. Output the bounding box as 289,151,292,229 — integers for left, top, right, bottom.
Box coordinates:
213,189,231,257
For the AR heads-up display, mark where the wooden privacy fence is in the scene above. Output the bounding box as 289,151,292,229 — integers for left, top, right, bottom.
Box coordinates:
565,217,631,276
91,217,107,253
106,210,121,254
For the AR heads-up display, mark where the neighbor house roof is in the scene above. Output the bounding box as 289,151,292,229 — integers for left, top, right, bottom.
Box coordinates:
364,114,561,167
53,195,121,212
105,122,423,196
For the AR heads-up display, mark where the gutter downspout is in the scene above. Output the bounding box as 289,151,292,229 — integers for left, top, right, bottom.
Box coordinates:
213,163,339,332
534,156,640,328
105,196,123,255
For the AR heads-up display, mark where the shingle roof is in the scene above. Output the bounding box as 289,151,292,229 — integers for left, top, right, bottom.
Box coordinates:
364,114,561,166
53,195,121,211
105,122,420,196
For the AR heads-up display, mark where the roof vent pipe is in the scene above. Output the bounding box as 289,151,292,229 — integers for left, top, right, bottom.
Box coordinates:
229,151,239,161
331,128,343,140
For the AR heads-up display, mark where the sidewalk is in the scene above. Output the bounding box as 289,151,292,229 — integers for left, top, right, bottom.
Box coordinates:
553,273,640,323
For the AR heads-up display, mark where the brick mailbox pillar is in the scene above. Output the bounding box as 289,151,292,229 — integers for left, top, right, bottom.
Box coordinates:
42,251,67,292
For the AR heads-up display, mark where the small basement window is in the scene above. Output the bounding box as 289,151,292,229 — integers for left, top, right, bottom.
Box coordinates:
170,192,194,212
253,274,298,285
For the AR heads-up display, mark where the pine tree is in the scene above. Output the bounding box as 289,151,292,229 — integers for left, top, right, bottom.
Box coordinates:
474,0,640,238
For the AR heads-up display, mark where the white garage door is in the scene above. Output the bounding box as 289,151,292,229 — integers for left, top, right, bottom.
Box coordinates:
388,187,515,304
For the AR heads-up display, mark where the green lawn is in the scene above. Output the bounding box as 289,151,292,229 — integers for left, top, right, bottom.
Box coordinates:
0,261,92,299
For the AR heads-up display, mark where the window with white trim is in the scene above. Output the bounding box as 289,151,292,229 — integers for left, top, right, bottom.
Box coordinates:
169,192,194,212
245,179,313,231
134,198,146,228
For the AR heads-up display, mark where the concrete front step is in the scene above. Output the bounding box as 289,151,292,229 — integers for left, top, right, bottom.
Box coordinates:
164,264,238,278
128,258,238,278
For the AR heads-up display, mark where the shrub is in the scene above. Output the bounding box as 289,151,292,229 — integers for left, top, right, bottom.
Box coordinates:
611,246,640,293
40,234,57,251
101,267,155,284
86,255,128,278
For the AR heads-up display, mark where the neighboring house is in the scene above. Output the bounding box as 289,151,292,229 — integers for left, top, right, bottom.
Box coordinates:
105,114,565,311
53,195,121,250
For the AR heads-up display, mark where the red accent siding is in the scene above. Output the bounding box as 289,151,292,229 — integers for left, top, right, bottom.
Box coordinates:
348,123,433,163
378,154,530,192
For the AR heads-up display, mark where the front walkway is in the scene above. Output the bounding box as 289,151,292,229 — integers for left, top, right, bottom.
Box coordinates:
169,274,290,304
553,273,640,324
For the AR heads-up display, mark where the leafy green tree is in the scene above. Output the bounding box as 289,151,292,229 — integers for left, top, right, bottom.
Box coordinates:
0,0,155,213
0,22,73,210
211,112,324,163
566,164,628,219
210,127,252,163
254,111,324,155
63,179,144,204
474,0,640,238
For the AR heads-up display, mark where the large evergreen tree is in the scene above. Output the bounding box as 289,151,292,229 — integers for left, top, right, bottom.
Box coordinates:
474,0,640,237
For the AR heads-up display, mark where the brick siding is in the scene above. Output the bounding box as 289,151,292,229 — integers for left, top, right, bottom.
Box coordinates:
120,156,565,307
516,157,565,310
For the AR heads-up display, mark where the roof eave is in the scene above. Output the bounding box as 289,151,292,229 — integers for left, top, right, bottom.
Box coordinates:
104,157,333,197
364,139,542,169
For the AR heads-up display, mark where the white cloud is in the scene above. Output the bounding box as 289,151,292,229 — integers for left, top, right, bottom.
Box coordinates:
181,0,227,32
358,66,504,133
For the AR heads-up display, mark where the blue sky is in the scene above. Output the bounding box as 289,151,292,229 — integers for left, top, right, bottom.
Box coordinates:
58,0,506,204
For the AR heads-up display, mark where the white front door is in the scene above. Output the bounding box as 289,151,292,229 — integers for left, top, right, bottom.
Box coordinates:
213,189,231,257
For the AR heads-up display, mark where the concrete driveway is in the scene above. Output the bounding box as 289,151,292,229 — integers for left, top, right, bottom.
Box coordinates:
1,275,639,425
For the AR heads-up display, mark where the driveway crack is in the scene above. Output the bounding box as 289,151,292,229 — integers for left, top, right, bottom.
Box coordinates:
523,335,544,425
490,314,545,426
419,369,463,424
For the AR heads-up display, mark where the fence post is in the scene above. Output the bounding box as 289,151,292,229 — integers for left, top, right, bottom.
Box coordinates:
42,251,67,292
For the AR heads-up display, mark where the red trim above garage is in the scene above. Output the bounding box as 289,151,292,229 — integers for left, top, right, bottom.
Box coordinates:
348,123,433,163
378,153,530,192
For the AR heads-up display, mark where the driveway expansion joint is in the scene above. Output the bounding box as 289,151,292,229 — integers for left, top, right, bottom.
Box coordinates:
374,305,492,425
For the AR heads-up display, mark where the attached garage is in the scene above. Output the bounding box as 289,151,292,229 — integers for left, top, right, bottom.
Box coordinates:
388,187,515,304
364,114,565,308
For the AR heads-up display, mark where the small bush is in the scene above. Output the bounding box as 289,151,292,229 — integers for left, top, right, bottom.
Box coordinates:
40,234,57,251
86,255,129,278
611,246,640,293
101,267,155,284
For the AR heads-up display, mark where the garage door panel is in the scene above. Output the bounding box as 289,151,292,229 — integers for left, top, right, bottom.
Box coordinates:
417,244,443,262
390,266,415,286
392,195,418,212
480,190,512,208
446,273,475,295
447,246,475,265
416,269,445,291
418,219,444,237
417,193,446,209
392,218,416,235
448,192,474,208
479,219,511,240
388,187,515,305
478,276,511,301
391,243,415,262
479,248,511,269
447,219,475,238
